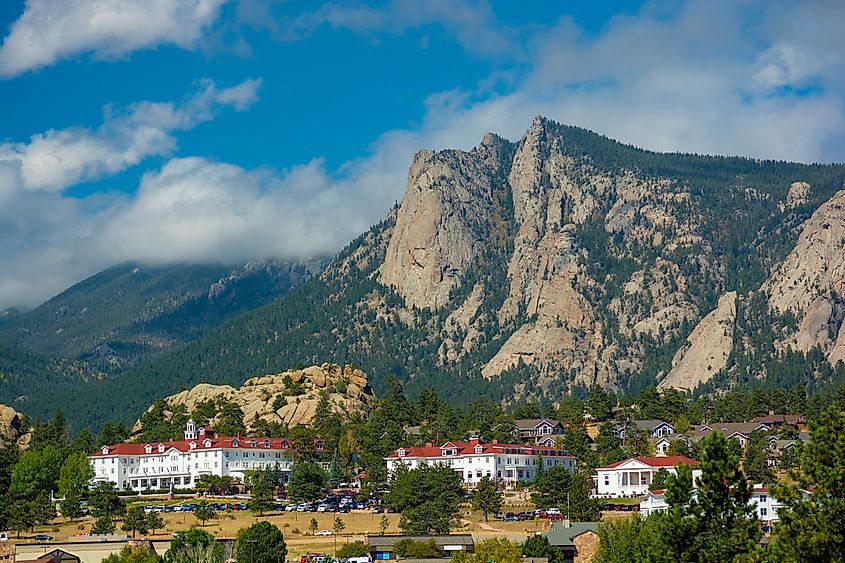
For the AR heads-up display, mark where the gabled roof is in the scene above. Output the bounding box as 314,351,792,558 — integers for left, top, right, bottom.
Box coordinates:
514,418,564,430
597,456,699,470
545,522,599,547
91,435,295,456
697,422,770,435
387,439,574,459
633,419,673,431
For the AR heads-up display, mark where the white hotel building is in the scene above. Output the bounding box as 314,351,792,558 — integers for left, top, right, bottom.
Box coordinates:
89,420,305,491
595,456,702,497
642,485,785,524
385,438,576,488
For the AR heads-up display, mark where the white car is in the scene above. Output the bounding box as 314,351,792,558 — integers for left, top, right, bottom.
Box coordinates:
315,530,333,536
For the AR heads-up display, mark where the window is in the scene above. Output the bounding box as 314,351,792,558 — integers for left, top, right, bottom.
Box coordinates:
760,507,767,516
760,494,767,503
604,475,609,485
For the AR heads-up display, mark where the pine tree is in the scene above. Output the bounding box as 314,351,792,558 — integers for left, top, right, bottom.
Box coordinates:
471,477,503,521
121,506,149,538
248,475,274,516
145,511,165,536
770,406,845,561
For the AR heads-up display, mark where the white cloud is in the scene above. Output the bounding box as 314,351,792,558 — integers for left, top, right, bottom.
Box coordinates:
0,0,226,77
2,0,845,310
0,78,261,192
243,0,518,58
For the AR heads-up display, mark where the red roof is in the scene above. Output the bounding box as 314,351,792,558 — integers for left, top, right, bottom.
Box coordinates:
387,439,574,459
91,436,295,456
598,456,700,470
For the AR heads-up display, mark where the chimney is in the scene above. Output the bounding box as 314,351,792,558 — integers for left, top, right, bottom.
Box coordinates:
425,442,433,448
492,439,499,445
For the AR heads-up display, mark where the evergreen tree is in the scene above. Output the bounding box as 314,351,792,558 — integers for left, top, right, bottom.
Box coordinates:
471,476,503,521
236,521,287,563
145,511,165,536
89,481,125,518
660,432,761,561
770,406,845,561
60,492,84,521
92,514,116,535
121,506,149,538
532,467,599,521
193,501,215,527
386,463,463,534
743,430,775,484
287,462,328,503
522,534,563,563
248,475,274,516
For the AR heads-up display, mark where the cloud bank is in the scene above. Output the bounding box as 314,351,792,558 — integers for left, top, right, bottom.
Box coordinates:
0,0,226,77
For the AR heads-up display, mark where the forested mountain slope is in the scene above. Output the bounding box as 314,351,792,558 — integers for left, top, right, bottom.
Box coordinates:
0,259,324,414
34,117,845,431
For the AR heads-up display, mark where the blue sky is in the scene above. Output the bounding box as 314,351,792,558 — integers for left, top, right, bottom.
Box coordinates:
0,0,843,309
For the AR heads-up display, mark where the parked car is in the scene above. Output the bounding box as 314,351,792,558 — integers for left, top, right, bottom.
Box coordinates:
286,504,297,512
33,534,53,541
372,506,383,514
315,530,332,536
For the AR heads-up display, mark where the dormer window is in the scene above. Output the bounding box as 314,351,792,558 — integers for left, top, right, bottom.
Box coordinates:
101,446,109,455
157,444,165,453
398,448,406,457
264,439,270,449
232,439,240,448
189,442,197,450
203,439,212,448
250,440,257,448
441,448,456,456
144,445,152,454
474,446,483,454
281,441,289,449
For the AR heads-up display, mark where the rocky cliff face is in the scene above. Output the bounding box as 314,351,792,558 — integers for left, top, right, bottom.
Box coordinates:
133,364,373,435
379,117,728,393
0,404,30,448
658,292,737,392
764,189,845,366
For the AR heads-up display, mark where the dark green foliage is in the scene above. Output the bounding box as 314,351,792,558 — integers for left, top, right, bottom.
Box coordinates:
336,540,369,558
89,481,125,518
522,534,563,563
770,406,845,561
743,430,775,484
102,545,161,563
248,475,274,516
287,462,328,503
145,511,165,535
386,463,464,534
92,514,116,534
471,476,503,521
393,539,443,559
0,261,318,424
193,501,215,526
649,468,670,492
165,527,222,562
659,432,761,561
532,466,599,521
121,506,149,538
236,521,287,563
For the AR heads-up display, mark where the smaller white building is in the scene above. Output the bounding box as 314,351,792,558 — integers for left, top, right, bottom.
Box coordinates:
386,438,576,488
640,485,786,523
595,456,701,497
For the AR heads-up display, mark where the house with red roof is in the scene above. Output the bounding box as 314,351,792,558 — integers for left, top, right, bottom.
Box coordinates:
595,456,701,497
385,438,576,488
89,419,307,491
